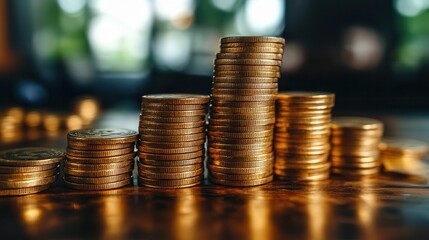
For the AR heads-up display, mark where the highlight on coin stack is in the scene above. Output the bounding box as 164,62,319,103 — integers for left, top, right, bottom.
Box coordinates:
0,147,64,196
330,117,384,178
64,128,137,190
274,92,335,182
208,36,285,187
137,94,209,188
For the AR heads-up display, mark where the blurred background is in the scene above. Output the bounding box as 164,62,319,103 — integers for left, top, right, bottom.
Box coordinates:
0,0,429,144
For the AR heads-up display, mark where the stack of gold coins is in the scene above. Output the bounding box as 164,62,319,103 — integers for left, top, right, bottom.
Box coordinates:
330,117,383,178
138,94,209,188
208,36,285,187
379,138,429,173
64,129,137,190
0,147,63,196
274,92,334,181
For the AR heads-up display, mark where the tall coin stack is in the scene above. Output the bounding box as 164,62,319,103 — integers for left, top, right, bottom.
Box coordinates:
330,117,383,178
65,129,137,190
0,147,63,196
138,94,209,188
274,92,334,181
208,36,285,187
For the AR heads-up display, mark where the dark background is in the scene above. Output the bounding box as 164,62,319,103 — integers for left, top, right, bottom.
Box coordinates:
0,0,428,111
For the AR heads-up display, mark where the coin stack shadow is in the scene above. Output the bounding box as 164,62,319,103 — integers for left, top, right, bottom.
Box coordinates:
330,117,384,178
64,129,137,190
274,92,334,181
138,94,210,188
0,147,63,196
208,36,285,187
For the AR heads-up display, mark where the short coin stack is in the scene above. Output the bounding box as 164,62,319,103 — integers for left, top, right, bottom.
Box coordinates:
138,94,209,188
274,92,334,181
65,129,137,190
330,117,383,178
379,138,429,174
0,147,63,196
208,36,285,187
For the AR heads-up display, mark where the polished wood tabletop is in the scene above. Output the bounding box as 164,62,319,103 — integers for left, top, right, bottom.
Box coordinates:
1,111,429,240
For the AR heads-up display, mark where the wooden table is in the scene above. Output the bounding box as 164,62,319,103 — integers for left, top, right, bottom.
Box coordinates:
1,111,429,239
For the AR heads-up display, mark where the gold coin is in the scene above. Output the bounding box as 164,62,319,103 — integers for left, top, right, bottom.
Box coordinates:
212,82,278,89
215,65,280,72
209,118,275,126
138,150,204,161
214,59,282,67
0,167,58,181
208,164,272,175
210,142,272,151
276,148,329,156
138,163,202,173
209,158,272,168
210,152,273,162
66,153,135,164
220,47,283,54
212,77,278,85
209,135,272,144
329,155,380,163
209,129,273,139
139,133,205,142
208,124,273,132
65,178,131,190
67,142,134,151
221,36,285,44
211,94,276,102
275,143,330,152
275,155,328,165
138,126,205,136
137,145,202,154
65,161,132,171
209,175,273,187
331,137,380,146
0,184,50,196
211,112,275,120
331,161,381,169
275,141,328,150
274,161,330,171
141,94,210,105
276,104,334,111
221,42,284,48
64,166,132,177
275,127,331,135
67,128,138,144
330,130,383,138
331,117,383,130
211,88,278,95
139,163,203,174
216,52,283,60
138,175,202,188
214,70,280,78
138,139,205,148
275,114,331,122
65,173,131,184
275,123,331,131
0,163,58,174
332,167,379,176
0,175,57,189
140,168,202,180
275,170,330,181
211,106,275,115
139,157,203,166
140,103,207,111
211,99,275,107
139,115,205,123
330,144,378,153
138,120,205,129
277,91,334,101
140,109,207,117
379,138,429,156
209,169,272,181
330,149,379,157
274,109,332,116
0,147,64,166
66,147,134,158
209,147,272,156
275,151,328,159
